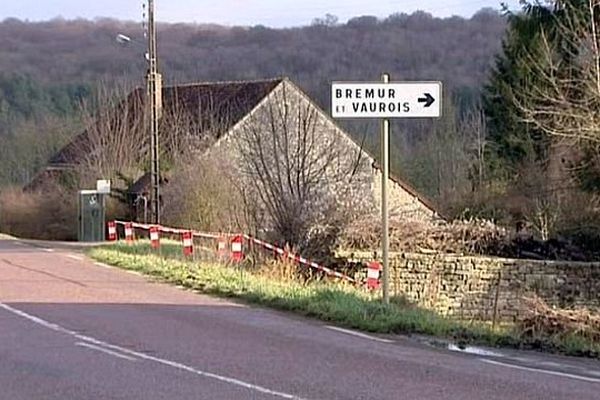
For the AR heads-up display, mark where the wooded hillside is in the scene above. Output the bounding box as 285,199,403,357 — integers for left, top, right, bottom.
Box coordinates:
0,10,507,198
0,10,505,92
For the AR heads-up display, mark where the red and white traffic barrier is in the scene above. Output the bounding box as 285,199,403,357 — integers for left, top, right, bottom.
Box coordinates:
231,235,244,262
107,221,117,242
182,230,194,257
114,221,220,239
150,226,160,249
112,220,356,284
124,222,134,244
367,261,382,290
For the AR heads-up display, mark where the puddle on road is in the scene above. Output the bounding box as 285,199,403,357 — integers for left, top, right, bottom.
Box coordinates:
432,340,600,381
421,336,504,358
447,344,503,357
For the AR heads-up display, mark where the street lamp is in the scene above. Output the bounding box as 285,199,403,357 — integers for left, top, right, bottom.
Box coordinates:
115,33,132,44
115,34,150,61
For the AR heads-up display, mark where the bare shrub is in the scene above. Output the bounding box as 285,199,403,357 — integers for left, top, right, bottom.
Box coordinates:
233,82,370,254
339,214,511,256
519,296,600,345
0,187,77,240
161,157,246,233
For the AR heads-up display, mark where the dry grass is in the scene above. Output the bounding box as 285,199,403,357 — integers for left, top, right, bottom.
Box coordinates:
519,296,600,344
0,187,77,240
256,247,314,283
89,243,501,341
89,242,600,357
339,215,510,255
258,258,298,282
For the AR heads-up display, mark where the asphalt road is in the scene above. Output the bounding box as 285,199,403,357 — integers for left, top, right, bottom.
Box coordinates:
0,238,599,400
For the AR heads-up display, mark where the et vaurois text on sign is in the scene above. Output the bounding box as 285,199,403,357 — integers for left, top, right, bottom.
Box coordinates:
331,82,442,119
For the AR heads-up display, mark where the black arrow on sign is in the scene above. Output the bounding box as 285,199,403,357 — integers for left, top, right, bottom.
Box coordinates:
418,93,435,108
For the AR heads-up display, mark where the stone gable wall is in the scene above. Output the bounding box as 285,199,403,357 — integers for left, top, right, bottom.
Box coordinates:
208,80,438,225
371,169,437,220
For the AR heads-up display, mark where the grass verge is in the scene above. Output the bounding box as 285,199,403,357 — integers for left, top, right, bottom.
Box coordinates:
89,241,599,358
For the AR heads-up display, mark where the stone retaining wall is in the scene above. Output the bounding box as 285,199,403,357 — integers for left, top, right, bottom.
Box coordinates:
344,251,600,322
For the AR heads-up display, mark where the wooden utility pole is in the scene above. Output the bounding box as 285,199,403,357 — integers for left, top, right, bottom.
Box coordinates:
147,0,162,224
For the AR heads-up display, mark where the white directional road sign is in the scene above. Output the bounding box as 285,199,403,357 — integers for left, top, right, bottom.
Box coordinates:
96,179,111,194
331,81,442,119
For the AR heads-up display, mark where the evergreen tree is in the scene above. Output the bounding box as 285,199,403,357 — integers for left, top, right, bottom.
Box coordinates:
483,4,554,179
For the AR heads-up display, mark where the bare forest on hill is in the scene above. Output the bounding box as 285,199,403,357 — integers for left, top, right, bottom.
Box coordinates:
0,11,505,93
0,10,506,193
9,8,584,254
3,2,600,260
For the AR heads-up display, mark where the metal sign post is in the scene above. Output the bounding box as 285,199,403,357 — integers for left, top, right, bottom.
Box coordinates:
332,76,442,304
381,73,391,304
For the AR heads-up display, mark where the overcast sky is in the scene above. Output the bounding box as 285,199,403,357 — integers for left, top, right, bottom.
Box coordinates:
1,0,522,27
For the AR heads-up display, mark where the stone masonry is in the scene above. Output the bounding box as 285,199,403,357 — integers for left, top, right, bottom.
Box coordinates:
346,251,600,322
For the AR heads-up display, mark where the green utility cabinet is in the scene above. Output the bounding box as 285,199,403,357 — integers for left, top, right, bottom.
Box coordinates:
78,190,106,242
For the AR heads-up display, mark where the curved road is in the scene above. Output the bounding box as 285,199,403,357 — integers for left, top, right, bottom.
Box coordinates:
0,238,598,399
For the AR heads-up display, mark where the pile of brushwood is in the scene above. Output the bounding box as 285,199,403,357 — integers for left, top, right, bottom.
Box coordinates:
518,296,600,356
338,215,598,261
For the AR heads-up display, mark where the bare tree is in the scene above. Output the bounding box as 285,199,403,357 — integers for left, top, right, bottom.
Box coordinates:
160,95,243,231
73,84,147,187
233,83,368,251
74,83,229,192
530,196,561,240
460,103,487,188
160,91,232,163
507,0,600,240
514,0,600,145
0,114,77,186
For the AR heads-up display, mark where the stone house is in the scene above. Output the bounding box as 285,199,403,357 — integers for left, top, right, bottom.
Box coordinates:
31,77,440,233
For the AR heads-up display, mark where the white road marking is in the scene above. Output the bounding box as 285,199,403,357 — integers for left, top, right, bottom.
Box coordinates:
588,370,600,378
94,262,113,269
43,248,55,253
67,254,84,261
480,358,600,384
75,341,137,361
0,302,309,400
125,270,142,276
325,326,394,343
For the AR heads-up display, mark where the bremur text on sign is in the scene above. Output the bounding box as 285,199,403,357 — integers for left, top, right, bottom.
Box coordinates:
331,82,442,119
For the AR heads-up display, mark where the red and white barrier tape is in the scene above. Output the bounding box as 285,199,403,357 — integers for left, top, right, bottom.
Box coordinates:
115,221,219,239
113,221,355,284
243,235,356,284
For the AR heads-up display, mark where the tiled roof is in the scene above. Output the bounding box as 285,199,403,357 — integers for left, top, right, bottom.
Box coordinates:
34,77,440,217
48,78,283,166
